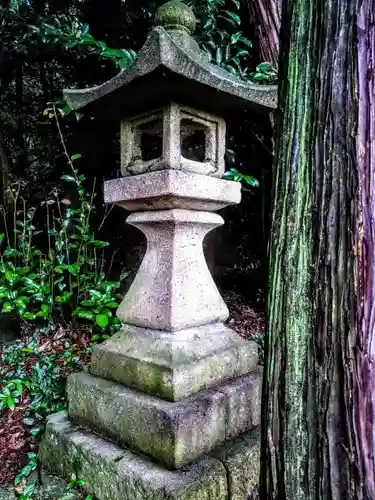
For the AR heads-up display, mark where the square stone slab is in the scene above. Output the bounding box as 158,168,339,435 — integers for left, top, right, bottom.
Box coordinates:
67,372,226,469
67,369,262,469
103,169,241,212
39,411,260,500
39,411,229,500
90,323,258,401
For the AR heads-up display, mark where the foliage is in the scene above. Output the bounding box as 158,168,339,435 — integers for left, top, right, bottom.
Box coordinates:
0,325,91,496
28,20,137,71
0,378,30,410
14,452,38,500
189,0,254,79
67,467,94,499
251,61,278,84
223,167,260,188
0,154,123,336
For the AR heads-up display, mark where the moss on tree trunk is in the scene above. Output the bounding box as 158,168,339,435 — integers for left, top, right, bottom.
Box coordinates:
261,0,375,498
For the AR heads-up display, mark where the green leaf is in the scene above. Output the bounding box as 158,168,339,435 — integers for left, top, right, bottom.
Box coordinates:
7,396,15,410
15,296,29,306
88,290,102,300
251,73,267,81
2,301,13,313
55,292,73,303
54,265,69,273
223,11,241,25
5,270,14,281
105,302,119,309
257,62,274,73
16,267,31,276
23,312,36,320
215,46,223,65
238,35,252,47
88,240,110,248
235,49,248,58
0,234,4,245
96,313,109,329
230,0,240,8
242,175,260,187
80,300,95,307
60,175,76,182
71,154,82,161
68,264,79,276
3,248,19,257
74,309,95,321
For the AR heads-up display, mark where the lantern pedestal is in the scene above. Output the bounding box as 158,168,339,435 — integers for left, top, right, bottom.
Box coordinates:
39,169,263,499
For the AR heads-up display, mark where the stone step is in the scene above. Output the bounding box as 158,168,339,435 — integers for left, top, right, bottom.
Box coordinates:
39,411,261,500
67,369,262,469
90,323,258,401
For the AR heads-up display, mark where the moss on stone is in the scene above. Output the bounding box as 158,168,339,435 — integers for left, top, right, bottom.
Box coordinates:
154,0,196,33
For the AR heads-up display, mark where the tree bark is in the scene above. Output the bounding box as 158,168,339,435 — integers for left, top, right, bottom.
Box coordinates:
261,0,375,498
247,0,281,65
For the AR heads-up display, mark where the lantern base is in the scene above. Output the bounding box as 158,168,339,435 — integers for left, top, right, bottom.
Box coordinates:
89,322,258,402
39,411,260,500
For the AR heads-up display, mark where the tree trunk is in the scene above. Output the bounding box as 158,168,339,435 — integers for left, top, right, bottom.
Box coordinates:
261,0,375,498
247,0,281,65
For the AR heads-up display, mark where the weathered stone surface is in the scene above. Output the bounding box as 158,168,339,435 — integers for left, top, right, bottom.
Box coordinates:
67,369,261,469
217,369,262,440
213,428,260,500
116,210,229,332
67,372,227,469
120,105,226,178
39,412,229,500
0,488,15,500
38,472,80,500
90,323,258,401
63,19,277,119
104,169,240,212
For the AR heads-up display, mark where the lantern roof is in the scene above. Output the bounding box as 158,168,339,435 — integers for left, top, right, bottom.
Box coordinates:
63,0,278,119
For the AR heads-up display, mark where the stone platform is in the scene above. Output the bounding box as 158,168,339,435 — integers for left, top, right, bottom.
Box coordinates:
39,412,260,500
67,369,262,469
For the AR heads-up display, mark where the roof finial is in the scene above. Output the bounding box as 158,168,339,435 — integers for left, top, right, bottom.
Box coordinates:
155,0,197,35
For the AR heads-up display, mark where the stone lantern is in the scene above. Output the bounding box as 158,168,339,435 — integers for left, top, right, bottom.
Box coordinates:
40,2,277,499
